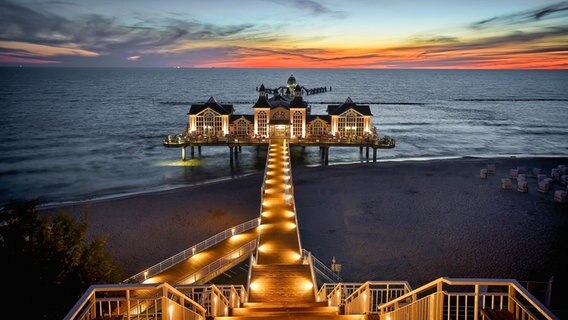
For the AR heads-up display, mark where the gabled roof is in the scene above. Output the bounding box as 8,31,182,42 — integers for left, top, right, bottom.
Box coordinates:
268,94,291,109
290,96,307,108
188,96,234,115
307,115,331,123
253,95,272,108
326,97,372,116
230,114,254,122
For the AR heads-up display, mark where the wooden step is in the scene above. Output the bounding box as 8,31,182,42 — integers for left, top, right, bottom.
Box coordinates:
248,264,315,303
216,315,366,320
231,305,338,317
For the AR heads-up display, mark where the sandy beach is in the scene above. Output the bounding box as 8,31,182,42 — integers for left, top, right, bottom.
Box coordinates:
39,156,568,311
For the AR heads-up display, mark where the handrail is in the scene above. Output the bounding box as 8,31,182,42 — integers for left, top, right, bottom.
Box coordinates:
302,249,343,283
377,277,559,320
124,218,259,283
327,282,366,307
175,284,247,310
342,280,412,314
64,283,206,320
305,250,320,299
178,239,257,284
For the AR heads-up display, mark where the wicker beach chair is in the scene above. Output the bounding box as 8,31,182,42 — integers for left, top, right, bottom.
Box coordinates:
551,168,560,182
554,190,567,203
537,174,547,183
518,180,528,193
509,169,518,179
487,164,496,174
480,169,488,179
501,178,512,189
537,181,549,193
538,178,553,193
532,168,541,177
517,174,526,182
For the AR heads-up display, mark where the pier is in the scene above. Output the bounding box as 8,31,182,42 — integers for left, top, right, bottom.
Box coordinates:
164,135,395,165
164,74,395,165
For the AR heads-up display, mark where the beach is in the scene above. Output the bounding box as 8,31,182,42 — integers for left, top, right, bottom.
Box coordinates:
39,156,568,310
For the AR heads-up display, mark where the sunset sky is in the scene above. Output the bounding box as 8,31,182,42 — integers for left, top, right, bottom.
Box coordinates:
1,0,567,68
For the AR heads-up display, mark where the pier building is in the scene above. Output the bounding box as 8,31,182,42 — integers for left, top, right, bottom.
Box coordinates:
165,75,395,164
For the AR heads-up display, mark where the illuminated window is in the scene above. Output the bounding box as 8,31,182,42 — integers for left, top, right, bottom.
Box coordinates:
293,111,303,137
310,120,324,136
196,110,222,136
338,110,363,137
272,111,287,120
258,111,267,137
236,120,248,135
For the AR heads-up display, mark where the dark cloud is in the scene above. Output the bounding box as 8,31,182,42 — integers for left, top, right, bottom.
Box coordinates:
0,0,268,64
472,1,568,28
418,27,568,56
268,0,347,19
241,46,381,62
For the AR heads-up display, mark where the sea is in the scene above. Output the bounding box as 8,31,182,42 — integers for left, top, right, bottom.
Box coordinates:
1,68,567,206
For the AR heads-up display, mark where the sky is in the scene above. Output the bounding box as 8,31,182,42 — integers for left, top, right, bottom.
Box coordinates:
0,0,567,68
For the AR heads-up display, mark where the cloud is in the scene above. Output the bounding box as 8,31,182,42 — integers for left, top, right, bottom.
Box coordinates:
0,0,272,65
268,0,347,19
471,1,568,28
127,55,140,61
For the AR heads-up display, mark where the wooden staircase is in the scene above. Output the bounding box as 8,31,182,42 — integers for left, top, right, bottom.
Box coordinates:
215,140,366,319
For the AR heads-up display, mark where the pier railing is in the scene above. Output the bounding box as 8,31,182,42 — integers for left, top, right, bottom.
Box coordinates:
178,239,257,284
164,134,395,148
63,283,206,320
376,277,559,320
124,218,259,284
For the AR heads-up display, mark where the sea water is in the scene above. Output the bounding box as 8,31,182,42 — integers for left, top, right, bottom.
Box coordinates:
1,68,567,205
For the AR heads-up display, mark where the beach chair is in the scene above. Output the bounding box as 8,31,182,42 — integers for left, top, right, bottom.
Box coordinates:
551,168,560,182
509,169,518,179
537,181,548,193
487,164,496,174
532,168,541,177
537,174,547,183
558,165,567,175
518,180,528,193
561,175,568,186
480,169,488,179
501,178,512,190
517,174,526,182
554,190,567,203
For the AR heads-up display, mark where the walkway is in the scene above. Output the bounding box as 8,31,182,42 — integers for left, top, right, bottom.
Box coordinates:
144,228,259,285
218,139,364,319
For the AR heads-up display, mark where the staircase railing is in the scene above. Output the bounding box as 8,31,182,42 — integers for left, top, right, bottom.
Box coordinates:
174,284,231,317
64,283,206,320
305,250,320,299
342,281,412,314
302,249,343,284
178,239,257,284
376,277,559,320
123,218,259,283
327,282,366,307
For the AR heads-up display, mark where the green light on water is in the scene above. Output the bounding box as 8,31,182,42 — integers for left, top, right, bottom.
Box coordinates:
157,159,202,167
